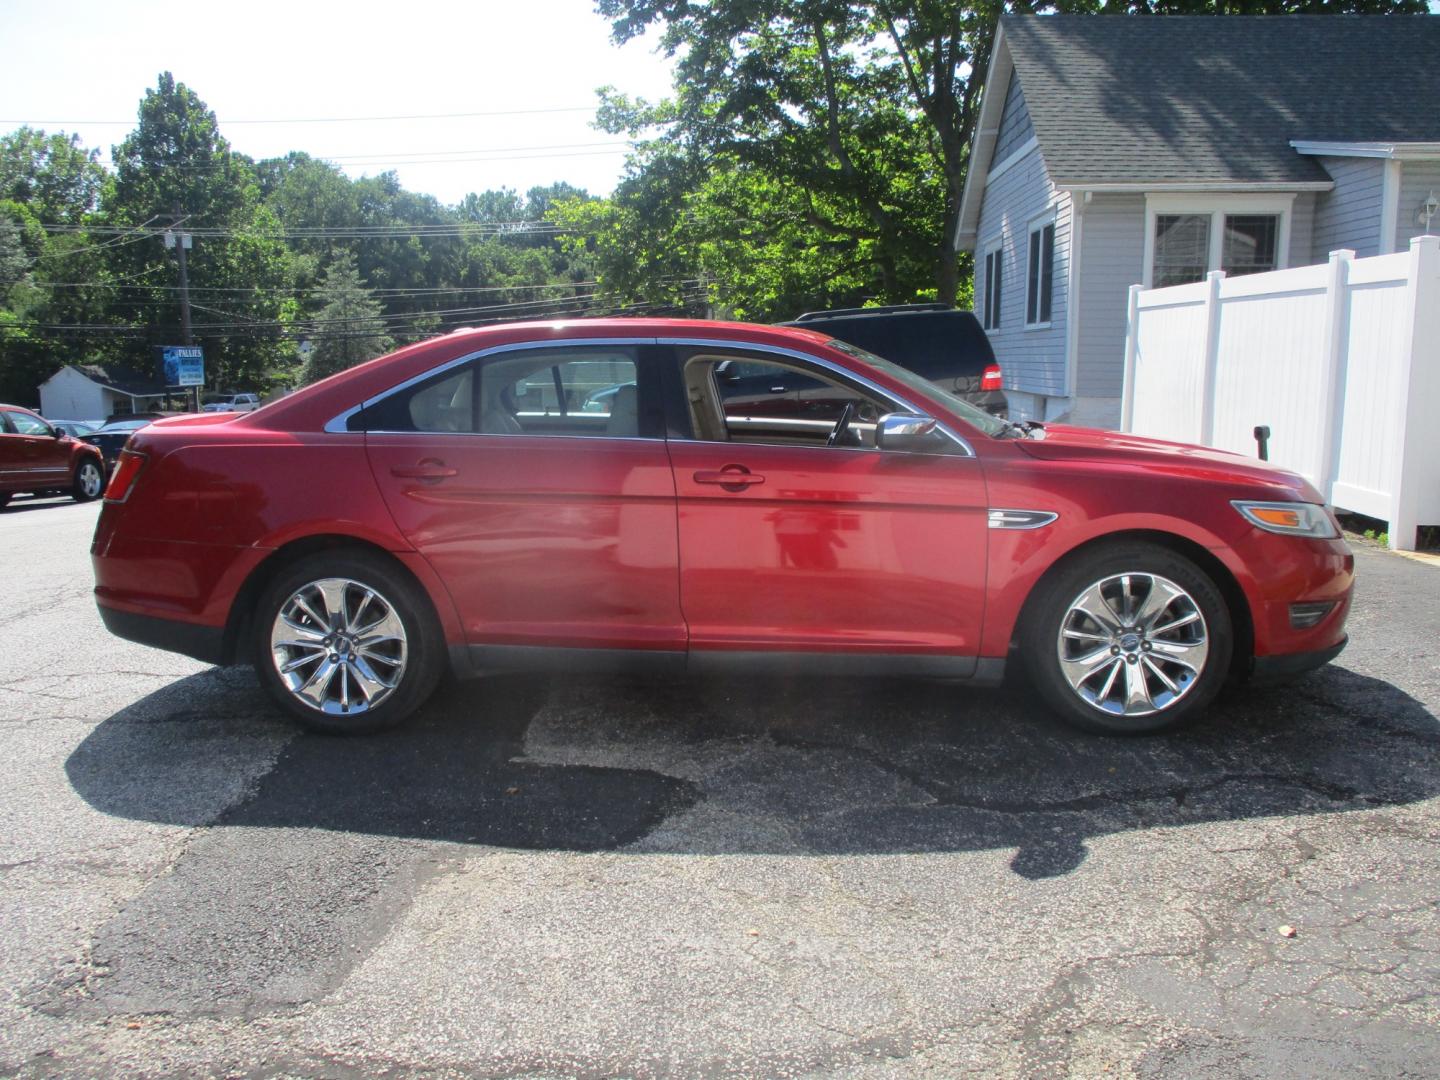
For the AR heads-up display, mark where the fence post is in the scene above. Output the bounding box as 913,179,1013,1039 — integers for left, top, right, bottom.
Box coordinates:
1317,249,1354,504
1388,235,1440,550
1121,283,1141,432
1198,270,1226,446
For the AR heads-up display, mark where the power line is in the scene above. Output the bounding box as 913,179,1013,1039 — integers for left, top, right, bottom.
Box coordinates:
0,105,602,126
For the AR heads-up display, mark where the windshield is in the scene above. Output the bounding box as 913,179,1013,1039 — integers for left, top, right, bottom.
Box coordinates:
822,339,1011,438
99,420,149,433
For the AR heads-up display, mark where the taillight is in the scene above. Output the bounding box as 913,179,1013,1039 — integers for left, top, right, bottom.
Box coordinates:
104,450,146,502
981,364,1004,392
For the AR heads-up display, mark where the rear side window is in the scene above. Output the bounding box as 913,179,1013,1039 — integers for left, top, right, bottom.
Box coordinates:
791,311,996,381
353,346,646,438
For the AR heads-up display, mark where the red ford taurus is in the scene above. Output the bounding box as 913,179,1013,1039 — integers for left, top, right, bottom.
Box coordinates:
91,319,1353,735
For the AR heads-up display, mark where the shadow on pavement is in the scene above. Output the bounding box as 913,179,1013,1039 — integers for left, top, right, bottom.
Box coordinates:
66,662,1440,878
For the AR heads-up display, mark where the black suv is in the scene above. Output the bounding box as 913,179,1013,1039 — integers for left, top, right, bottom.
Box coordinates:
780,304,1007,416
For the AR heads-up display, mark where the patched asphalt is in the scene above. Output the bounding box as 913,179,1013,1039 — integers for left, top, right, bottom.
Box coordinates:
1,496,1437,1078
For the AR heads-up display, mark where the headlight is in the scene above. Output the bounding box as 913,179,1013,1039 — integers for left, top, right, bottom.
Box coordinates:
1232,501,1339,539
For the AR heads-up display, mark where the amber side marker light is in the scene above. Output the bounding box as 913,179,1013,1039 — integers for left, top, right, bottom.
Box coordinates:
104,450,147,502
1231,500,1340,539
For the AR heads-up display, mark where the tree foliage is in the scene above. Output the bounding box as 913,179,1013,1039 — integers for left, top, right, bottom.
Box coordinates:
575,0,1425,318
300,250,393,384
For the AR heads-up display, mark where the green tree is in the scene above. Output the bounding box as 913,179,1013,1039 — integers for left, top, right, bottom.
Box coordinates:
591,0,1427,312
105,73,292,392
300,250,392,384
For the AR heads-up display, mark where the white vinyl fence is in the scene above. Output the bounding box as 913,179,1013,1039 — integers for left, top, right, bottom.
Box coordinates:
1122,235,1440,550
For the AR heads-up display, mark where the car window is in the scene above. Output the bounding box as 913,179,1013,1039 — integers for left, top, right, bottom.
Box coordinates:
0,411,15,434
9,411,52,437
681,352,888,450
356,346,644,439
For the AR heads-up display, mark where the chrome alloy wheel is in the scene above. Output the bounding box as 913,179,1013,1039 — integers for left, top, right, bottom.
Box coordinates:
269,578,408,716
79,461,103,497
1056,572,1210,717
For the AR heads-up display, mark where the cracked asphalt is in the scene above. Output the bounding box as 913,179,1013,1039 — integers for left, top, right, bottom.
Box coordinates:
1,494,1438,1078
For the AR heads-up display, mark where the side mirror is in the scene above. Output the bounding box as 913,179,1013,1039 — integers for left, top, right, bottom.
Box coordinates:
874,412,940,452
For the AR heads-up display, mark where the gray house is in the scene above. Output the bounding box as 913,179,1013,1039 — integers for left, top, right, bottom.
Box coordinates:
957,15,1440,429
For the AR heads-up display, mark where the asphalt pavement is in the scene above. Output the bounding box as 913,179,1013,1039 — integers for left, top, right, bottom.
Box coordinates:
1,494,1437,1078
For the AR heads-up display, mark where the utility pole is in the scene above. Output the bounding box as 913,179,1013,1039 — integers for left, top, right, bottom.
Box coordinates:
164,207,198,411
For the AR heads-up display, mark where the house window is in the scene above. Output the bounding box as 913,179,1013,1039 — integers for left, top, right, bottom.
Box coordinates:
1153,214,1211,288
1145,196,1291,288
982,243,1002,330
1221,215,1279,276
1026,220,1054,326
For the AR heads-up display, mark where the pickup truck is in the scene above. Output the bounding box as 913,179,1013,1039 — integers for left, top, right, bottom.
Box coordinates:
201,393,261,413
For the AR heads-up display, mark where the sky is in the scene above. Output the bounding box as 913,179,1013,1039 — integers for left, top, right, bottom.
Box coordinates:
0,0,679,206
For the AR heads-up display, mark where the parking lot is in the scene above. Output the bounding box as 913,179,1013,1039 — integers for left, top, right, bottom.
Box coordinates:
1,496,1437,1078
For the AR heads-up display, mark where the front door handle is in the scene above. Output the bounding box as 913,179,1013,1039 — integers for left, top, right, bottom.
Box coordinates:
390,459,457,481
693,466,765,489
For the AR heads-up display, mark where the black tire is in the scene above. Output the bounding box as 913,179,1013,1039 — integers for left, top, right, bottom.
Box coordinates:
0,493,11,510
252,550,446,734
72,458,105,502
1022,542,1233,735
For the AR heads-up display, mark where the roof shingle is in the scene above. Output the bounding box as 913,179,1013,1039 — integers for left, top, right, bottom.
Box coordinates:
1003,14,1440,186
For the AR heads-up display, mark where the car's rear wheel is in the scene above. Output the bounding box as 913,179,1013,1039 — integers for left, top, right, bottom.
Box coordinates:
0,493,10,510
253,551,445,734
1023,543,1232,734
72,459,104,502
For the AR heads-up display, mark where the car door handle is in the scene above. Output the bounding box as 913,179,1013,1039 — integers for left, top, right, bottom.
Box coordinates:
693,467,765,488
390,461,457,481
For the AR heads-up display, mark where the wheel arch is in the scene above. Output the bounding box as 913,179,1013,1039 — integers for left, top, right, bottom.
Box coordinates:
221,534,459,666
1012,529,1255,678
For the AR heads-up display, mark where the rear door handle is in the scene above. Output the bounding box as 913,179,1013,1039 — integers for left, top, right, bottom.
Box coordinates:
693,466,765,488
390,460,457,481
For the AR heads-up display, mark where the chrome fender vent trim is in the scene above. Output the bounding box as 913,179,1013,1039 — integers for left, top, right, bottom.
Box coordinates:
988,509,1059,530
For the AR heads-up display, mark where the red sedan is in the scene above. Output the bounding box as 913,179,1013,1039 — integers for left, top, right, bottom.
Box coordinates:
1,404,106,507
91,319,1353,735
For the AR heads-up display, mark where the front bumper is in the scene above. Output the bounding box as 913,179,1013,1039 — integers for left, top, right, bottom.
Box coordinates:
1250,636,1347,683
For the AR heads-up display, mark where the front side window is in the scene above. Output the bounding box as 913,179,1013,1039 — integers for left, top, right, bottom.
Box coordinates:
1026,221,1054,326
681,352,887,450
8,411,53,437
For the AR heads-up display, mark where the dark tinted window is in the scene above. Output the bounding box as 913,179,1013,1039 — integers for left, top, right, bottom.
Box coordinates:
783,311,995,381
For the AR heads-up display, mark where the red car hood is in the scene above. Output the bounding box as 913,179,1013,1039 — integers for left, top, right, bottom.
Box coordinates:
1015,424,1322,499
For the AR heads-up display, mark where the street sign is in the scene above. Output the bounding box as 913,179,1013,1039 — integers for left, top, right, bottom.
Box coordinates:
162,346,204,387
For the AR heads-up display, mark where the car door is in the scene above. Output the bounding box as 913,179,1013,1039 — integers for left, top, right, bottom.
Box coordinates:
362,341,686,665
4,409,69,486
663,344,990,663
0,410,21,489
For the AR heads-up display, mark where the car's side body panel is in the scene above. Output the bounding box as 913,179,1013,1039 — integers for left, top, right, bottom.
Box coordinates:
667,439,990,654
365,433,687,652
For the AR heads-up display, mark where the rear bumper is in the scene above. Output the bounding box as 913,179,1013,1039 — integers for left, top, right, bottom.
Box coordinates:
1250,636,1347,683
97,604,227,665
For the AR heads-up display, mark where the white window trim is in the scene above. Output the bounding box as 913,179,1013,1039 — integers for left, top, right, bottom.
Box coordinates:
1142,193,1295,289
1025,213,1056,330
980,236,1003,331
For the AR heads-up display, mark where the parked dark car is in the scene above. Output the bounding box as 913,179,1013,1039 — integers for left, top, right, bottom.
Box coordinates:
0,404,106,506
82,417,155,471
93,318,1352,738
780,304,1007,416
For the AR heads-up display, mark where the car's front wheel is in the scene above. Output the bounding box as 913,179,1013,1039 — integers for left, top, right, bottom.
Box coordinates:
72,459,104,502
1023,543,1233,734
252,550,445,734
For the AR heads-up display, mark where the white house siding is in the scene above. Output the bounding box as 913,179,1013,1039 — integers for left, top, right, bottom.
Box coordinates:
992,68,1034,164
1072,194,1145,428
38,366,107,422
974,146,1070,422
1312,156,1384,259
1396,159,1440,252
